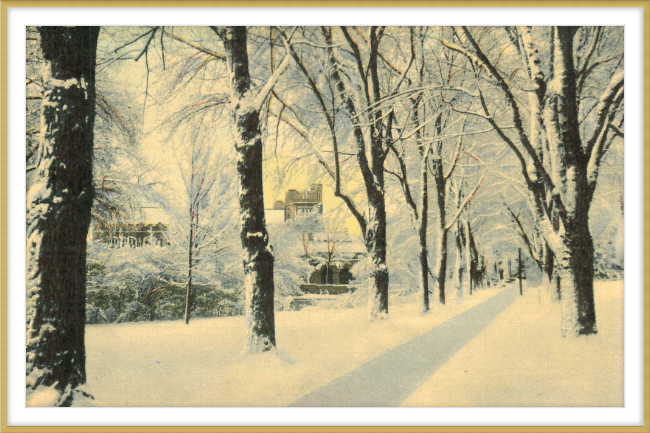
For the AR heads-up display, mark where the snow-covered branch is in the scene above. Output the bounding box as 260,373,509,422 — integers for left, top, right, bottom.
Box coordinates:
446,176,484,231
585,71,624,158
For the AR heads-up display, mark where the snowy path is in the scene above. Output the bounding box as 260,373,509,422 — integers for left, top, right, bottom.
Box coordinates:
400,281,623,407
84,286,505,406
288,286,520,407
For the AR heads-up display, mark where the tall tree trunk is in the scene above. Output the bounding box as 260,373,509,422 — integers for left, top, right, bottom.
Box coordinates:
417,139,431,313
544,244,561,301
413,89,430,313
468,224,480,291
558,212,596,335
365,27,390,321
544,243,554,282
454,222,466,302
222,26,276,352
432,144,447,305
184,214,194,324
412,43,430,313
435,227,448,305
544,27,597,335
366,189,389,320
464,219,472,295
454,241,464,303
418,159,430,312
26,26,99,406
318,27,390,320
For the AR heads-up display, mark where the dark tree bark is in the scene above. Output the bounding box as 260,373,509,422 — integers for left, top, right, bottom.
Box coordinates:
464,219,472,296
365,157,390,319
545,245,554,283
221,26,276,352
544,244,561,301
518,248,523,296
353,27,390,320
465,220,478,295
26,26,100,406
454,221,467,300
478,256,486,289
545,27,597,335
432,143,448,305
418,148,430,311
414,47,431,313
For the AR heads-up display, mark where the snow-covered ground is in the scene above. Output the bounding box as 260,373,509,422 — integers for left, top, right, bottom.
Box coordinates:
85,288,503,406
401,280,624,407
84,281,623,407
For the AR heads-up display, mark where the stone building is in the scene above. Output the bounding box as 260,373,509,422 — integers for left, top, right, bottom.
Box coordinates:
91,222,169,248
271,184,324,222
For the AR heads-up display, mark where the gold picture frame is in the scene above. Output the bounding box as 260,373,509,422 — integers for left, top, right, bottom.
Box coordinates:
2,1,649,431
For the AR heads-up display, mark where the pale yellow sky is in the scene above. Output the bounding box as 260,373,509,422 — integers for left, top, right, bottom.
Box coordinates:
98,30,364,237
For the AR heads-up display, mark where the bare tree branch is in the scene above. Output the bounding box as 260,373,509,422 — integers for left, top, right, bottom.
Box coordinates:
446,176,484,230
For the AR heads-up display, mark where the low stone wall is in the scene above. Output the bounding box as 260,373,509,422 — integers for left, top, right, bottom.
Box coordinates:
299,284,356,295
290,297,340,311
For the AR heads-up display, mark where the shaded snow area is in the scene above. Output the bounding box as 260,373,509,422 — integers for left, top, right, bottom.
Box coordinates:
401,281,624,407
84,288,503,406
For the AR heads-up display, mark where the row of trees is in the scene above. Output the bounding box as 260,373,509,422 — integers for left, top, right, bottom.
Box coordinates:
266,26,623,336
25,25,623,405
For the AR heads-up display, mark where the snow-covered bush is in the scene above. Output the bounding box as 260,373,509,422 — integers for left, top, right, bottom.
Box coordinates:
85,243,244,324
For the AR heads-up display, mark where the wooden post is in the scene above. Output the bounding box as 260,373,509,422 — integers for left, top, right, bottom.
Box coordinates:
518,248,523,296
